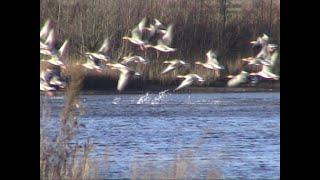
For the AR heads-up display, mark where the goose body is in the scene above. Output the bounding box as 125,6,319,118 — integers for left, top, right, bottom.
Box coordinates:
175,74,205,91
227,71,249,87
249,65,279,80
145,42,177,52
121,55,149,65
242,57,271,66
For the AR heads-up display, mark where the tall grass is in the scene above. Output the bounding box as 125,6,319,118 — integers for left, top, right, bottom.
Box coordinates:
40,63,99,179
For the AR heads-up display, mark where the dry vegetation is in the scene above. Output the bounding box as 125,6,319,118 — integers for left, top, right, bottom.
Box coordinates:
40,66,97,179
41,0,280,90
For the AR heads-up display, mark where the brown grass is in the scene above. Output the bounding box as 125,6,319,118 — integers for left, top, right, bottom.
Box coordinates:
40,63,100,179
40,0,279,64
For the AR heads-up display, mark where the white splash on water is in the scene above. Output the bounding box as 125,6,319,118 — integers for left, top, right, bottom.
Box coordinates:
137,90,170,104
49,96,64,100
136,92,151,104
185,94,193,104
112,97,121,104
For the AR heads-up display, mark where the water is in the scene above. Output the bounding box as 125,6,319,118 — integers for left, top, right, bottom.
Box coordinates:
40,92,280,179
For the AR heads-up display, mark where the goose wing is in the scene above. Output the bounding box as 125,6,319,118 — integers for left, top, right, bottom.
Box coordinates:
161,64,176,74
206,50,224,69
44,29,56,49
206,50,218,64
98,38,111,55
175,76,193,91
138,17,147,32
117,70,130,91
40,20,51,40
161,24,173,46
58,39,69,59
154,18,163,28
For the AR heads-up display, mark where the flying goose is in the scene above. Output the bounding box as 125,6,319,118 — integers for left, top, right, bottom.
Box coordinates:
226,71,249,87
195,50,224,70
250,34,272,61
106,63,141,91
123,18,148,49
85,38,112,62
145,18,165,37
161,59,188,74
144,24,176,57
175,74,205,91
121,55,149,65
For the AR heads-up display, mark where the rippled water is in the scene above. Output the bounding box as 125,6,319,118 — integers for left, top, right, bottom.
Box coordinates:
40,92,280,179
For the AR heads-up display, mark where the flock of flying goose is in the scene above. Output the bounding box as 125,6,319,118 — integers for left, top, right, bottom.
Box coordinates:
40,18,279,96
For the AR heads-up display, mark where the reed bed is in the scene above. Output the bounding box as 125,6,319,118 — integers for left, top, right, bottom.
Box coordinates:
41,0,280,89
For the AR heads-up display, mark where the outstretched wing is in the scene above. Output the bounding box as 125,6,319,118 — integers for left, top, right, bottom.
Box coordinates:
138,17,147,32
40,19,51,40
58,39,69,59
175,76,192,91
161,64,176,74
44,29,56,49
161,24,173,46
98,38,111,54
206,50,219,65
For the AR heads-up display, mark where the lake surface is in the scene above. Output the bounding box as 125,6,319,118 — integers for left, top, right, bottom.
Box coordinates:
40,92,280,179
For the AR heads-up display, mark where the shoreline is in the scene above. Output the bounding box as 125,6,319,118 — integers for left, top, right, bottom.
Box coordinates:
41,86,280,96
